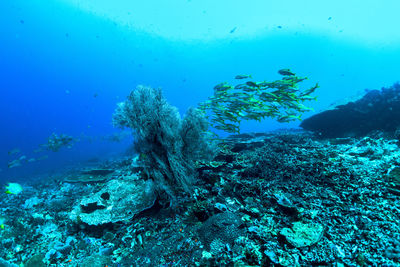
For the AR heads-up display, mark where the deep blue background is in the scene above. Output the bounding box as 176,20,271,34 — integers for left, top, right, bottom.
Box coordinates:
1,0,399,182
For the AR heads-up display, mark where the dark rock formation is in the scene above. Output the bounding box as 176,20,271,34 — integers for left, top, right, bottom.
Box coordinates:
300,83,400,138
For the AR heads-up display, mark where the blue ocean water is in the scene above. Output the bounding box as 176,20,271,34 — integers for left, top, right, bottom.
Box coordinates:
1,0,400,183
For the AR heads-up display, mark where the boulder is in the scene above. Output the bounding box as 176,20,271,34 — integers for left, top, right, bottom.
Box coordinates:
70,175,156,225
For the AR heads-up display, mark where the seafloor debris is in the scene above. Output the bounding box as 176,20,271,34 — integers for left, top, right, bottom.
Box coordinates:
0,130,399,266
301,82,400,137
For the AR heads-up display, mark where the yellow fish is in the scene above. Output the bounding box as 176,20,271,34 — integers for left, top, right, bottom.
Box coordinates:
5,183,23,195
0,217,5,230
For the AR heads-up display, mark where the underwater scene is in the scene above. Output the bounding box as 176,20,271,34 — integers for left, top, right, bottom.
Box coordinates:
1,0,400,266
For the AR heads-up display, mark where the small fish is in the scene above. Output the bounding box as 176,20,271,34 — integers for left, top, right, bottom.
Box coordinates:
33,148,44,153
235,74,252,79
8,148,20,155
234,84,248,89
244,113,264,122
37,155,49,161
5,182,23,195
296,103,313,111
278,69,295,76
214,83,232,92
230,27,237,34
246,81,259,87
300,95,318,101
277,114,301,123
242,98,260,106
8,159,22,168
260,92,278,99
258,81,273,87
242,86,259,92
279,94,298,103
215,123,239,133
300,83,319,96
94,93,98,98
65,90,70,94
284,101,299,109
27,158,36,163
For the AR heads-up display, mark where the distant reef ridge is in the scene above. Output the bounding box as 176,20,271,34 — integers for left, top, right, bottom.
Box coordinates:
300,82,400,138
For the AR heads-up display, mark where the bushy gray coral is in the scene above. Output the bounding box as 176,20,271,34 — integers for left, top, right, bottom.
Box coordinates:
113,85,216,199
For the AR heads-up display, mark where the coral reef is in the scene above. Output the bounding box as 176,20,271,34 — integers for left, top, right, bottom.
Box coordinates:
0,131,399,266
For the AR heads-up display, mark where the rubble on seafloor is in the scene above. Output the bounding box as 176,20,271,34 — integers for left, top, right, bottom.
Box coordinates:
0,130,400,266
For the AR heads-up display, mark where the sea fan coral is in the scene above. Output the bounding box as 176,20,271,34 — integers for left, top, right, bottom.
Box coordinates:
113,85,215,202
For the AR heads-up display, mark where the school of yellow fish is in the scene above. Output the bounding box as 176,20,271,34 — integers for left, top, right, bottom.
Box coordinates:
199,69,319,134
